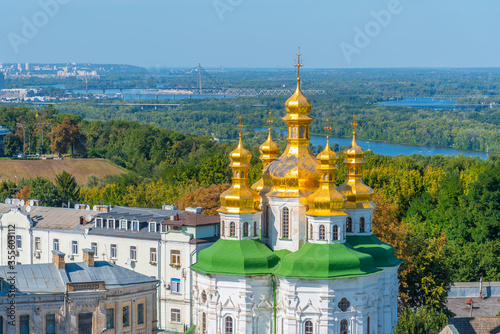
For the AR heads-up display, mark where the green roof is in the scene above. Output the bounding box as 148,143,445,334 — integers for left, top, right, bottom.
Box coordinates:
346,234,402,268
274,242,381,279
191,239,280,276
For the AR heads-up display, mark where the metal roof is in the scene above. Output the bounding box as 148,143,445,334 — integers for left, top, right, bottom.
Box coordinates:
0,263,65,293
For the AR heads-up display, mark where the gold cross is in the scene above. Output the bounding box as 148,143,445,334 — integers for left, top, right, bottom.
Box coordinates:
237,116,244,137
267,112,273,132
351,114,358,134
294,47,303,79
324,119,331,138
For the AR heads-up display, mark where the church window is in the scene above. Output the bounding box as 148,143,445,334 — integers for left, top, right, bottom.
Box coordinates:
350,168,354,174
299,126,305,138
221,221,225,237
340,319,348,334
236,171,239,178
359,217,365,232
332,225,339,240
346,217,352,232
329,173,333,181
292,127,297,139
202,312,207,333
319,225,325,240
264,206,269,237
241,172,244,178
310,224,313,240
230,222,236,237
254,221,258,236
201,291,207,303
338,298,350,311
243,222,249,237
282,207,289,239
305,320,313,334
355,169,359,175
225,316,233,334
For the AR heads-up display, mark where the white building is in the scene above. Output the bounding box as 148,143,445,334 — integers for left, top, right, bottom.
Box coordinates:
191,56,401,334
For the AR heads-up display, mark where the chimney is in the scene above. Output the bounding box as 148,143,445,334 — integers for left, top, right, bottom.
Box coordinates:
79,216,85,225
93,205,110,213
52,250,66,270
82,248,95,267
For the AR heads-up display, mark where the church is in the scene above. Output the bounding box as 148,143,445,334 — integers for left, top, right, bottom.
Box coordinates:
190,54,401,334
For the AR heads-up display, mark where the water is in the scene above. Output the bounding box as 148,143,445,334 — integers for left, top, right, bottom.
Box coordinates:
379,98,457,108
72,89,232,101
254,128,489,159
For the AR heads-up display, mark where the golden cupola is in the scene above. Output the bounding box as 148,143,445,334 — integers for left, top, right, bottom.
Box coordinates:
306,120,347,216
265,51,320,198
218,119,261,214
252,112,280,194
337,115,374,209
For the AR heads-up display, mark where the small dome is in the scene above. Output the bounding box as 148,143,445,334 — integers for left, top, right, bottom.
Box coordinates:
259,133,280,161
229,136,251,168
284,79,312,115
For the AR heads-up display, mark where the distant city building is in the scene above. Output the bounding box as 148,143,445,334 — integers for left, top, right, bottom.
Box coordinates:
0,249,158,333
0,72,5,89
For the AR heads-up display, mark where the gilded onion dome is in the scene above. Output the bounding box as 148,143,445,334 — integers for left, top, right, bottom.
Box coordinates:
252,112,280,194
219,120,261,214
306,121,347,216
337,115,374,209
265,52,319,198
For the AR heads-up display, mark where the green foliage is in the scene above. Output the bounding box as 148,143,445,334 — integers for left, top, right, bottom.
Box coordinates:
395,307,448,334
3,134,22,156
55,171,80,205
29,177,63,207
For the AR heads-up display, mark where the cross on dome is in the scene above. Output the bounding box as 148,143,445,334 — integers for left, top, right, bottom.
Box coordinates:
324,119,332,139
267,112,273,132
351,114,358,135
294,47,303,80
237,116,244,137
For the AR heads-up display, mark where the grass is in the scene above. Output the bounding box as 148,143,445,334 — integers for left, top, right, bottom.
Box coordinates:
0,158,126,185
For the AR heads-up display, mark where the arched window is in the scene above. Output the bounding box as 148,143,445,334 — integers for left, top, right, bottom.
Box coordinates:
310,224,313,240
292,127,297,139
254,221,257,236
359,217,365,233
350,168,354,174
299,126,305,138
230,222,236,237
355,169,359,175
201,290,207,303
225,316,233,334
264,206,269,237
340,319,348,334
329,173,333,181
305,320,313,334
235,171,240,178
332,225,339,240
282,207,289,239
202,312,207,333
346,217,352,232
243,222,249,237
221,221,225,237
241,172,245,178
319,225,325,240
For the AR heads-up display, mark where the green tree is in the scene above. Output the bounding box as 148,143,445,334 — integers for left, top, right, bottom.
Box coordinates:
30,177,63,207
198,154,230,187
395,307,448,334
3,133,22,156
55,171,80,205
49,117,83,157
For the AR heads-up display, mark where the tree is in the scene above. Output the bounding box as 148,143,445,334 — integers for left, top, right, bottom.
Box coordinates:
14,185,30,201
49,117,83,157
395,307,448,334
29,177,63,207
55,171,80,205
197,154,230,187
3,133,22,156
176,184,230,215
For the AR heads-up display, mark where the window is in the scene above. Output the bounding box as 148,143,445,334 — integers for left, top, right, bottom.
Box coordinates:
137,303,144,326
35,237,41,251
171,278,181,293
230,222,236,237
367,316,370,334
71,241,78,255
171,308,181,323
16,235,22,249
221,221,225,237
359,217,365,233
305,320,313,334
340,319,348,334
202,312,207,333
133,221,139,231
171,250,180,266
319,225,325,240
106,308,114,330
110,244,117,259
150,248,157,263
225,316,233,334
310,224,313,240
120,220,127,230
263,206,269,237
243,222,249,237
46,314,55,334
201,290,207,303
107,219,115,229
122,306,130,327
254,221,257,236
53,239,59,251
346,217,352,232
338,298,350,311
91,242,98,257
332,225,339,240
282,207,289,239
130,246,137,261
149,222,156,232
299,126,305,138
19,315,29,334
78,313,93,334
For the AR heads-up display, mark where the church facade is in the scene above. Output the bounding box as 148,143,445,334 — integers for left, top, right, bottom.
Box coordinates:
191,54,401,334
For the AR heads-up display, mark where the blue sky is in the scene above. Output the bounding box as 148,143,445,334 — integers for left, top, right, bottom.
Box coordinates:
1,0,499,68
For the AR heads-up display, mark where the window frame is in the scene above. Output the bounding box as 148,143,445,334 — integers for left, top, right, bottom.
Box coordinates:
304,320,313,334
282,207,289,239
137,303,145,326
171,278,181,294
150,247,157,264
243,222,249,237
359,217,365,233
149,221,156,233
53,239,59,251
71,240,78,255
106,307,114,330
110,244,117,259
19,314,29,334
122,305,130,328
171,308,181,324
171,250,181,266
35,237,41,252
346,217,353,233
45,313,56,334
332,225,339,240
229,222,236,237
91,242,98,257
225,316,233,334
318,225,326,240
16,235,22,249
130,246,137,261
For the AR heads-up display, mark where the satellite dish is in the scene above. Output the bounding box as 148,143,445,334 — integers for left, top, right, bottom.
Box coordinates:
125,258,131,265
26,206,31,213
85,214,92,222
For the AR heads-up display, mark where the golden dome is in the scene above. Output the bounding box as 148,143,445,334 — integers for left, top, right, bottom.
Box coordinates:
306,122,347,216
265,52,319,198
337,116,374,209
252,112,280,194
219,123,261,214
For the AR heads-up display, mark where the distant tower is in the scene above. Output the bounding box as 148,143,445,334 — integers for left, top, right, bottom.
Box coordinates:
25,63,30,72
0,72,5,90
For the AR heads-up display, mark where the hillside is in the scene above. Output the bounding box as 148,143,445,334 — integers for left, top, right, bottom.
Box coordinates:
0,159,125,185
